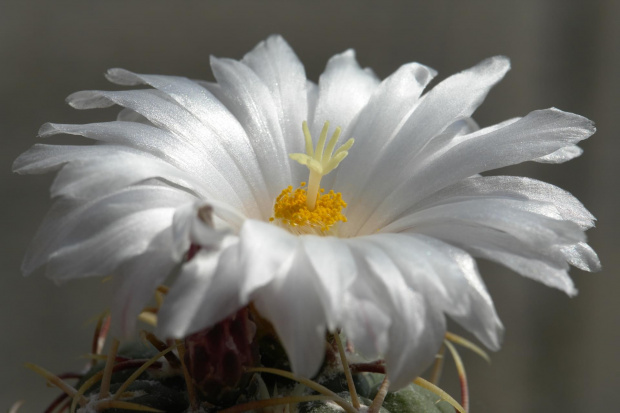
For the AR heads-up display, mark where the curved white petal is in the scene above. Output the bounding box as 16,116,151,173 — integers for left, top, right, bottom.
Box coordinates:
310,49,380,137
50,151,208,201
253,245,328,378
535,145,583,163
408,175,596,230
561,242,601,272
241,35,310,174
386,198,585,247
157,246,233,338
22,186,196,277
300,235,357,330
39,121,222,178
210,56,293,200
412,224,578,295
346,238,445,389
104,69,272,214
359,232,503,351
356,108,596,234
67,89,265,216
335,62,436,205
111,228,178,337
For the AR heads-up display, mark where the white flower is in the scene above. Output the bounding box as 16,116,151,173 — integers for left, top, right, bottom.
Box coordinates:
14,35,599,389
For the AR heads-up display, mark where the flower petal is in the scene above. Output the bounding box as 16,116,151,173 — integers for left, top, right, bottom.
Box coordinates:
210,56,294,199
111,229,178,337
104,69,272,215
22,186,195,278
357,108,596,234
310,49,380,138
535,145,583,163
66,89,266,217
241,35,309,170
361,232,503,350
300,235,357,330
346,238,445,389
157,246,231,338
334,62,436,202
408,175,597,230
253,245,328,378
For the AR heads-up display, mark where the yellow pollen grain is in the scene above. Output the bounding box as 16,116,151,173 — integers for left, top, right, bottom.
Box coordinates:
270,185,347,232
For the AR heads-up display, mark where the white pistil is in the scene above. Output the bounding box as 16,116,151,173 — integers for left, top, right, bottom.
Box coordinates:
289,121,354,210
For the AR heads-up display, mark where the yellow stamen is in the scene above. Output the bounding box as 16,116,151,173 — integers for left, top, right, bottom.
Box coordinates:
271,121,353,234
270,185,347,233
289,121,354,210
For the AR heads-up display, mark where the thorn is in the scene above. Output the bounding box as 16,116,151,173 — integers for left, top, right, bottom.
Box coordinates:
368,376,390,413
445,332,490,363
413,377,466,413
333,333,361,409
99,338,120,400
176,339,199,411
444,340,469,412
429,344,446,385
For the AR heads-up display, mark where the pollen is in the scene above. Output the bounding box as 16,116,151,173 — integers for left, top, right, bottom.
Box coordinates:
270,184,347,233
270,121,353,235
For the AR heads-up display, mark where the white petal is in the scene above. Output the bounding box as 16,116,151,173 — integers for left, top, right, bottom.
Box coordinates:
357,108,596,234
409,175,596,230
39,121,215,176
241,35,309,173
170,201,228,260
310,49,380,136
362,232,503,350
335,62,436,204
413,224,578,295
104,69,272,214
235,220,298,301
535,145,583,163
22,186,195,277
49,150,208,201
340,291,390,360
210,56,294,199
67,89,265,217
386,199,584,247
343,56,509,209
111,229,178,337
346,238,444,389
158,247,232,337
253,245,328,378
300,235,357,330
561,242,601,272
392,56,510,156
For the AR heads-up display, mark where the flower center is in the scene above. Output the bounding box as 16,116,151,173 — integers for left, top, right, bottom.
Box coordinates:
270,121,354,235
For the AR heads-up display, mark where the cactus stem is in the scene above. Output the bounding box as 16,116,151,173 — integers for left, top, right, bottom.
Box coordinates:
219,394,335,413
94,400,164,412
113,342,181,400
247,367,358,413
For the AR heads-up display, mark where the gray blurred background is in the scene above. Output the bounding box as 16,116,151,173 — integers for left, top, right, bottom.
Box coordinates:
1,1,618,411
